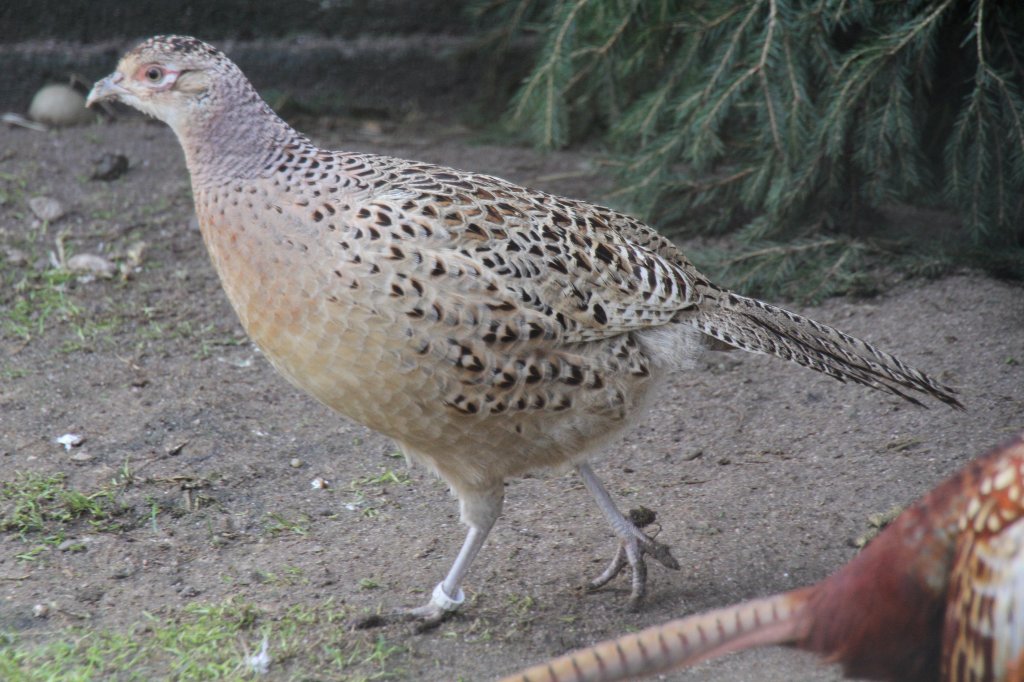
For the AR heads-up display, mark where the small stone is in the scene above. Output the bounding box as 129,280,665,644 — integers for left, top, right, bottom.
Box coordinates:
75,584,105,603
290,458,303,468
90,153,129,181
28,196,66,223
109,566,133,579
125,241,147,269
28,84,93,127
32,603,50,618
165,441,187,456
69,451,94,463
67,253,117,278
4,248,27,267
55,433,84,450
310,476,329,490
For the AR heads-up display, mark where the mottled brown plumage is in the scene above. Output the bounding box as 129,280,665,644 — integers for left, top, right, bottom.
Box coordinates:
501,434,1024,682
87,36,961,623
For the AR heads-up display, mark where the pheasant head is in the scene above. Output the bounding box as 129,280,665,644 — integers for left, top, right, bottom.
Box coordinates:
86,36,241,132
86,36,303,181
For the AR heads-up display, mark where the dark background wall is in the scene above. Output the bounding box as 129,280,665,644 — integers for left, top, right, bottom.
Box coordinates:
0,0,527,119
0,0,473,42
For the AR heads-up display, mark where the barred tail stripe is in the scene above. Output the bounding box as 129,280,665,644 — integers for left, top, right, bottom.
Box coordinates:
498,591,811,682
692,291,962,410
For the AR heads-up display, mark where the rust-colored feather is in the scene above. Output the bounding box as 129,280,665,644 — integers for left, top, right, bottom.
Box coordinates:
941,450,1024,682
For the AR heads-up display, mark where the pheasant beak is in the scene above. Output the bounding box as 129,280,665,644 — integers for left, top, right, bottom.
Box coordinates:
86,72,130,107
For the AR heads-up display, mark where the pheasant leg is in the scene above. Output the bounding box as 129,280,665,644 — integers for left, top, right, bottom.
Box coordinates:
355,485,502,630
407,521,493,626
577,462,679,608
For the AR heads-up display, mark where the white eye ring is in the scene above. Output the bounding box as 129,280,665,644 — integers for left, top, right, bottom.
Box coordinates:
139,65,177,90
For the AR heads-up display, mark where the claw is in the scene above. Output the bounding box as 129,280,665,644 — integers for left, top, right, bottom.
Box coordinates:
588,544,629,592
407,601,456,632
587,507,679,608
351,581,463,632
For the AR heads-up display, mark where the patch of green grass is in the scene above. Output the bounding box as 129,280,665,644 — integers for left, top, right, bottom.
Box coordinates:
196,331,247,360
506,594,535,617
0,170,30,209
0,599,405,681
283,565,305,580
264,512,311,536
344,467,412,519
1,265,126,351
351,468,411,489
137,195,174,218
89,206,118,222
0,472,126,545
136,318,245,358
2,270,80,342
60,312,124,353
251,565,308,587
0,365,27,381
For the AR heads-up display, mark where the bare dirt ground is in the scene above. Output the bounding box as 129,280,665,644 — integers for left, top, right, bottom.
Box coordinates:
1,117,1022,681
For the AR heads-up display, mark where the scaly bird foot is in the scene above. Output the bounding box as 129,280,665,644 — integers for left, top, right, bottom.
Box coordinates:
351,582,463,632
587,507,679,609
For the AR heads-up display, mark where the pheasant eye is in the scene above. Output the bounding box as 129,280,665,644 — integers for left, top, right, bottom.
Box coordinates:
145,66,164,82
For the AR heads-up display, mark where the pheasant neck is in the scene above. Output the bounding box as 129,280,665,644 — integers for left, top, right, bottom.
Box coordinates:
176,86,310,186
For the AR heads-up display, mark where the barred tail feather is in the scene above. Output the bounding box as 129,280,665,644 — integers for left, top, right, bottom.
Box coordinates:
498,590,812,682
692,290,963,410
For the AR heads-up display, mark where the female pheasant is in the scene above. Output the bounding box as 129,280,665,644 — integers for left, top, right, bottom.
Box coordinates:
501,433,1024,682
87,36,961,624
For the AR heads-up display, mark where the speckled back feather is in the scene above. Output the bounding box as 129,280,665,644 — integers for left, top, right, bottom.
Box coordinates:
122,37,962,430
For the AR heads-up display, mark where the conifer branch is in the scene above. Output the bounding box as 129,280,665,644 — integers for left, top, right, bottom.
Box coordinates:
758,0,782,152
723,238,839,265
701,2,762,102
484,0,1024,297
